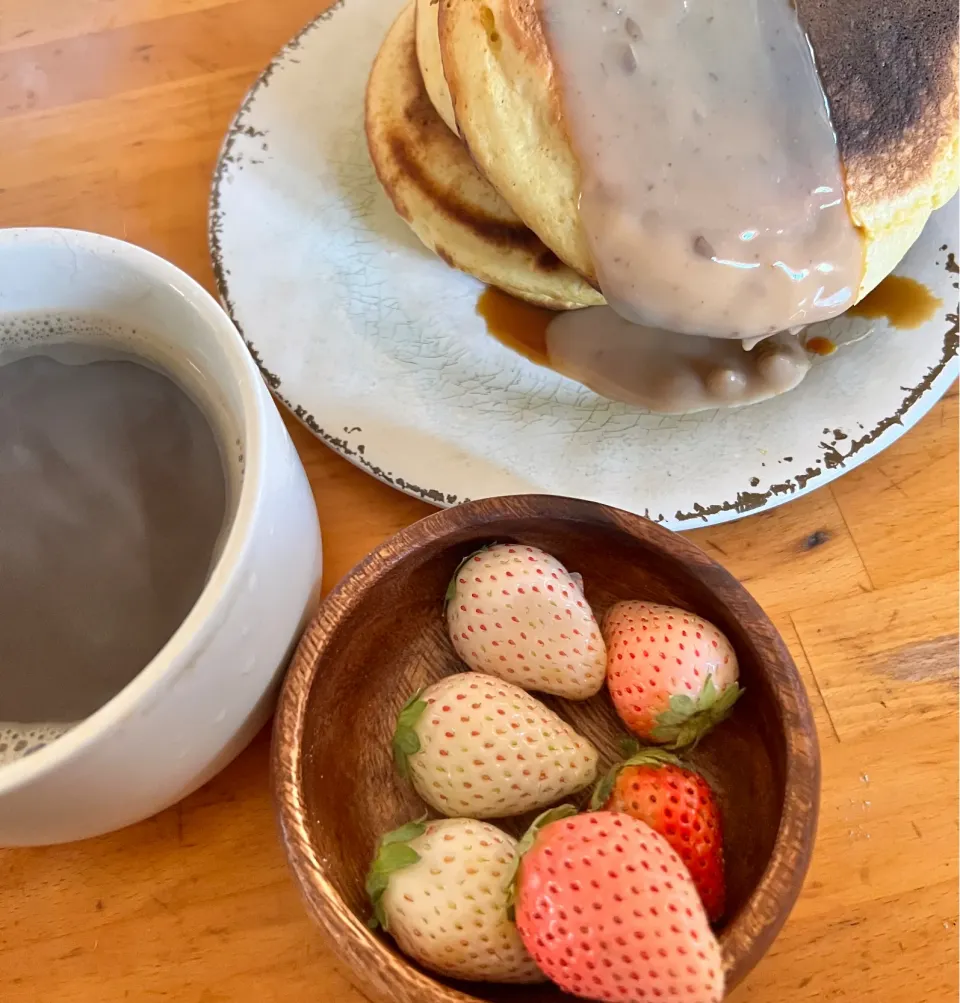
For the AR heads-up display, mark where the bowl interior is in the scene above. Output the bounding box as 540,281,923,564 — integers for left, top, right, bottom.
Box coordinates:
289,507,798,1002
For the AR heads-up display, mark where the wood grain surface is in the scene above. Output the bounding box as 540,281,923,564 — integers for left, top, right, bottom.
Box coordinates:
0,2,956,1001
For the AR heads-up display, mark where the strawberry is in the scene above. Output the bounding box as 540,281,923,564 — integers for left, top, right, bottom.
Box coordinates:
513,808,724,1003
604,601,742,747
366,817,545,983
446,544,606,700
393,673,599,818
591,745,726,922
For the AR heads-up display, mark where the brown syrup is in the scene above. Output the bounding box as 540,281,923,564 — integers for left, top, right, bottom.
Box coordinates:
478,280,935,376
847,275,942,329
476,287,556,367
805,336,837,356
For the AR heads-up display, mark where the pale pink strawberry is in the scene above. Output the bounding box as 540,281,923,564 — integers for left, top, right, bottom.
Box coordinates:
513,809,724,1003
367,817,545,983
604,601,741,748
393,673,599,818
446,545,606,699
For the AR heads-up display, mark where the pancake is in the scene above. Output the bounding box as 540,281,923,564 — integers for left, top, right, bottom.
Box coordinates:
796,0,959,290
365,4,604,311
438,0,592,278
415,0,458,135
438,0,959,300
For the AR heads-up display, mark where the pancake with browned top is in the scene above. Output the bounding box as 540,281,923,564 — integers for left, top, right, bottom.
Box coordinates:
365,4,604,310
797,0,958,246
438,0,958,301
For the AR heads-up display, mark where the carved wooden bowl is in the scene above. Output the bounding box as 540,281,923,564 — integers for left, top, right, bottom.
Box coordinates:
273,495,820,1003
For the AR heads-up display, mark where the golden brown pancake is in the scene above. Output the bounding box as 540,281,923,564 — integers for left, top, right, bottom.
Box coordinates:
438,0,959,298
796,0,959,287
365,4,604,311
438,0,592,277
415,0,458,135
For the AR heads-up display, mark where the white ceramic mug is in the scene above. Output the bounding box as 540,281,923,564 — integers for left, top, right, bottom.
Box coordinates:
0,228,323,845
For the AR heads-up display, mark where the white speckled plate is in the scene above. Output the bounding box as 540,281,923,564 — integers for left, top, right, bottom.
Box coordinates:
209,0,958,528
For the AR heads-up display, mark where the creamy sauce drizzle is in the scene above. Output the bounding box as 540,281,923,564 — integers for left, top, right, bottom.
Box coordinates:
539,0,865,341
477,288,811,413
548,309,810,412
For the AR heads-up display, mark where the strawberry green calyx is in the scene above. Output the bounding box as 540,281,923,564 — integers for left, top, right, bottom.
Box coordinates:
507,804,578,915
517,804,579,859
618,735,643,759
589,746,683,810
651,675,743,749
444,545,501,603
392,692,427,780
365,819,427,930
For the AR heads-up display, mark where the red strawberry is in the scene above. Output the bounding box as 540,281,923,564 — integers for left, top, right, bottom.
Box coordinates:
591,746,726,922
604,601,742,747
446,544,606,699
513,808,724,1003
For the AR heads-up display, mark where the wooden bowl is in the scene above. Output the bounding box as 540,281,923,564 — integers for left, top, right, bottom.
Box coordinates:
273,496,820,1003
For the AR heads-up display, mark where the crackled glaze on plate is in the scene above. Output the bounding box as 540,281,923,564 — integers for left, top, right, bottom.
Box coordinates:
209,0,958,528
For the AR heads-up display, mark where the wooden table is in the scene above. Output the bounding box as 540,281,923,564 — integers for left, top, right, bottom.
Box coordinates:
0,2,956,1000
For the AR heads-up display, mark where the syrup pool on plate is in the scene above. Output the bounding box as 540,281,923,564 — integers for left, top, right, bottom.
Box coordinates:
478,269,945,412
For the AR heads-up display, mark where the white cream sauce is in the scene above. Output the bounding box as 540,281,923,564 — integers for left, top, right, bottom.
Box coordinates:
532,0,865,411
547,310,810,413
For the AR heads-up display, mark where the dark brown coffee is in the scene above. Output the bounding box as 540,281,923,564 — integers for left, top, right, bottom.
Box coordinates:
0,348,227,724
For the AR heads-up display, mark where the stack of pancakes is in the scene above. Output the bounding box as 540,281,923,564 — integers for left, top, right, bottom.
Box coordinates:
366,0,958,313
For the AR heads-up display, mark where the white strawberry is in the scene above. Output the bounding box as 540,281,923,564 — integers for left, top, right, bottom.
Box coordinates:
604,601,742,747
366,817,545,983
446,544,606,699
393,673,599,818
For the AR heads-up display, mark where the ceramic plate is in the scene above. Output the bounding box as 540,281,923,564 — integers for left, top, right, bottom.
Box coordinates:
210,0,958,529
